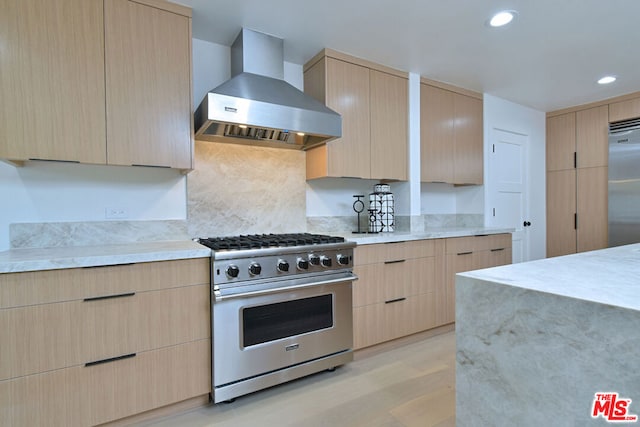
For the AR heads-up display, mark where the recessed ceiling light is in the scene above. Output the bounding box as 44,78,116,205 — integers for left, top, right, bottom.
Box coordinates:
489,10,517,27
597,76,617,85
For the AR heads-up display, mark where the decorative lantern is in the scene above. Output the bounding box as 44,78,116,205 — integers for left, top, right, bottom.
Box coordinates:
368,183,394,233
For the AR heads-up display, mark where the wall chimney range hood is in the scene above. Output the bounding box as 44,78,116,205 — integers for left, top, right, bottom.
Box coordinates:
194,28,342,150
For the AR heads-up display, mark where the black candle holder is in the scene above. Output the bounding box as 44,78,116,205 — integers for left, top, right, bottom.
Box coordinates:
352,195,366,234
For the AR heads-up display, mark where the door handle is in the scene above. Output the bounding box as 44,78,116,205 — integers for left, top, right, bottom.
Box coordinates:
523,221,531,227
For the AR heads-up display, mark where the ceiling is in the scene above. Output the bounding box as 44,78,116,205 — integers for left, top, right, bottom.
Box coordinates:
177,0,640,112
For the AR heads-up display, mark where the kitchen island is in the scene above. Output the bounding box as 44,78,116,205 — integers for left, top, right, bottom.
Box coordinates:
456,244,640,426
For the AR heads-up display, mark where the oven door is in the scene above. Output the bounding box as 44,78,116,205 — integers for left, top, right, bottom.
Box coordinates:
212,275,353,389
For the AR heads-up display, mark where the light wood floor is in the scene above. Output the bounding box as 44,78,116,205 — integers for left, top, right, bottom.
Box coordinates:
138,330,456,427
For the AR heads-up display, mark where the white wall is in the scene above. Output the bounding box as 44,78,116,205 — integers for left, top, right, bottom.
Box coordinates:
0,161,186,251
483,94,546,260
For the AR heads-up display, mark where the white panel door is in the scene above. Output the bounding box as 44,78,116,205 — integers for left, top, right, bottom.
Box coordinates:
487,129,529,263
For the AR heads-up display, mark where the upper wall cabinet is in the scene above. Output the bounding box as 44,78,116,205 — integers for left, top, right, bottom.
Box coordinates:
0,0,107,164
609,97,640,123
304,50,408,181
547,106,608,172
0,0,193,171
420,82,483,185
105,0,192,169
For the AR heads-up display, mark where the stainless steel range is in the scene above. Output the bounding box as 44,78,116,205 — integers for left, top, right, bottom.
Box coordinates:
196,233,357,403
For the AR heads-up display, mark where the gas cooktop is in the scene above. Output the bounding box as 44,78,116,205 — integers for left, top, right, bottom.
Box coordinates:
196,233,345,251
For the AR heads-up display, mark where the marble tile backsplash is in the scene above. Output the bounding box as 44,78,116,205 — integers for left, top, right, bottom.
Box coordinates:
10,220,190,249
424,214,484,228
187,141,307,238
308,214,483,234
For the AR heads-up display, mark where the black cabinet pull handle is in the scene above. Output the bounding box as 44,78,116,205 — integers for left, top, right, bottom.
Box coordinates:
384,259,406,264
85,353,136,367
491,248,505,252
84,292,135,302
385,297,406,304
457,251,473,256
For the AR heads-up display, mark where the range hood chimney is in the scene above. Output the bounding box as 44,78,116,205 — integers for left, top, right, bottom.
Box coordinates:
194,28,342,150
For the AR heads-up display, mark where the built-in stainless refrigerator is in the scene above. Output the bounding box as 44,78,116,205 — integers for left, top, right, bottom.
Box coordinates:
608,118,640,247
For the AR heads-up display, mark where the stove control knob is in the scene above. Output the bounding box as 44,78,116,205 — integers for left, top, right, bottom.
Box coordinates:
297,258,309,270
249,262,262,276
226,264,240,278
337,254,350,266
320,256,332,268
308,254,320,266
277,259,290,272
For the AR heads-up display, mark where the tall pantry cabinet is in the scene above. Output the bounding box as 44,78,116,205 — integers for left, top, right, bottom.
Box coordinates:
546,105,608,257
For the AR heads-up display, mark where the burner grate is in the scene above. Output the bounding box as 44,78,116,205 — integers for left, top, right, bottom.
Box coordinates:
197,233,344,251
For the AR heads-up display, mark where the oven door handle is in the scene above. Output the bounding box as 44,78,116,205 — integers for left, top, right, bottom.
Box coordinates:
214,275,358,301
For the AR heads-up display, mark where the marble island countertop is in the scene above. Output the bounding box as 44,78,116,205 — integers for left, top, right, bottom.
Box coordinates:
0,240,212,274
339,226,514,245
455,243,640,426
458,243,640,312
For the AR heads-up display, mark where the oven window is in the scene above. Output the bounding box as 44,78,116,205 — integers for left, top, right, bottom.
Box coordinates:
242,294,333,347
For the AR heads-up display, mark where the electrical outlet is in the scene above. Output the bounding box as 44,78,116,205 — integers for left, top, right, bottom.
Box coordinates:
105,207,128,219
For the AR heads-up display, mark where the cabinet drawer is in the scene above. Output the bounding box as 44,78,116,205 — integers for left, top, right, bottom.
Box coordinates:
478,247,512,268
354,239,435,265
353,293,437,349
476,234,511,252
0,258,210,309
353,257,435,306
0,339,210,427
445,234,511,254
0,284,210,381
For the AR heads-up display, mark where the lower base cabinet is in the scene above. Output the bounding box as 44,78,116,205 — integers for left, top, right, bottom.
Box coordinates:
443,234,512,324
0,258,211,426
353,240,438,349
353,234,512,349
0,340,210,427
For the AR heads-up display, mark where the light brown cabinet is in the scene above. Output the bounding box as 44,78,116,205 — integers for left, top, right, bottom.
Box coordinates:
442,234,512,325
304,50,408,181
352,240,437,349
0,258,210,426
105,0,193,169
0,0,193,170
0,0,107,164
546,106,608,257
420,82,483,185
609,97,640,123
352,234,512,349
546,169,577,255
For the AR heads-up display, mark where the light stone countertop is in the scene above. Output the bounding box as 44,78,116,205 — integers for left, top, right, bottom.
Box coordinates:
455,243,640,426
458,243,640,312
0,227,514,274
0,240,212,274
338,226,514,245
